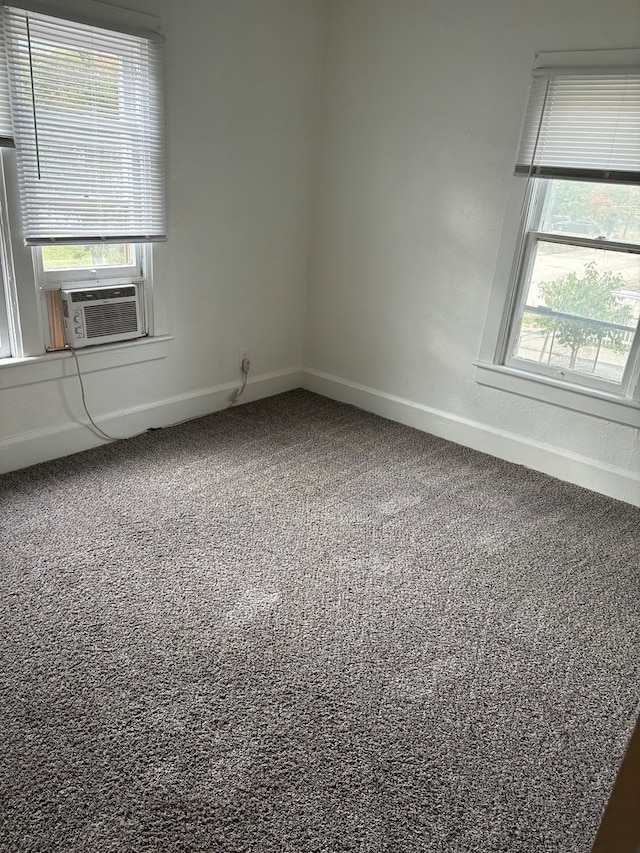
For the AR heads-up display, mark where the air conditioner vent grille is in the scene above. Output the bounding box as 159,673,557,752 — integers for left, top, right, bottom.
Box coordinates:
84,302,139,338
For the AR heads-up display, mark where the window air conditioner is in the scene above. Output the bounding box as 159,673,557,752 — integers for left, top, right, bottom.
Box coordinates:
60,283,145,348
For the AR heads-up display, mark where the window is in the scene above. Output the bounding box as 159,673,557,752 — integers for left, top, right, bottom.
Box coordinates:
477,51,640,425
506,179,640,394
0,1,165,359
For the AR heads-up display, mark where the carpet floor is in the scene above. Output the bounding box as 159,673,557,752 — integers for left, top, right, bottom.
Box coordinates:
1,389,639,853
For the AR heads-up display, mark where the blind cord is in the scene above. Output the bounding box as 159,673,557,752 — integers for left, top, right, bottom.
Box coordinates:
25,15,42,180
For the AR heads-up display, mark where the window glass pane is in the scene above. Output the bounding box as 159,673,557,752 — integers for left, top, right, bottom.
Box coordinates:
512,242,640,383
41,244,133,271
540,180,640,245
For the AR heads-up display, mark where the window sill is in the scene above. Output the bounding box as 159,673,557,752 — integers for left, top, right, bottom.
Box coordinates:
474,361,640,429
0,334,173,390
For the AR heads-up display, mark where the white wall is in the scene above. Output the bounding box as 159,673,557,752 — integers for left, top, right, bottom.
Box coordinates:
303,0,640,505
0,0,327,471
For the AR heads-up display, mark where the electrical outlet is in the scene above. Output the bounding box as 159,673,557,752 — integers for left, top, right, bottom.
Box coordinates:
240,347,249,365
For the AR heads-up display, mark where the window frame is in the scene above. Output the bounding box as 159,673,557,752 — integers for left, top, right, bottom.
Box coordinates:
476,49,640,428
33,243,143,286
0,277,10,357
34,242,153,352
0,177,13,357
0,0,165,365
501,177,640,397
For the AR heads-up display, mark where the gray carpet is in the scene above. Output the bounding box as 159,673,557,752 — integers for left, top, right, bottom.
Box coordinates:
1,389,639,853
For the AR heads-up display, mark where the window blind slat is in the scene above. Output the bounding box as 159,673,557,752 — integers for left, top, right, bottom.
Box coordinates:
515,71,640,184
4,6,166,243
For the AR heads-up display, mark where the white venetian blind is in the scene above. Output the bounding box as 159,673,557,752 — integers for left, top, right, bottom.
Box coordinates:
3,5,166,244
515,69,640,184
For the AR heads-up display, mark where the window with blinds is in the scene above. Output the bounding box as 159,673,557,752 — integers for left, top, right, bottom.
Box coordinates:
0,4,166,245
497,58,640,400
0,2,166,357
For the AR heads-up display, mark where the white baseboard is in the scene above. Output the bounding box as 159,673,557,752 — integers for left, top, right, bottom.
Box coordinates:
4,364,639,508
302,368,640,508
0,368,302,474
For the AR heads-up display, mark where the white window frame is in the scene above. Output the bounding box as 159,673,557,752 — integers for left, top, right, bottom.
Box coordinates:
33,244,143,286
503,179,640,396
476,49,640,429
33,242,155,352
0,173,13,357
0,0,168,370
0,146,168,371
0,279,11,357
